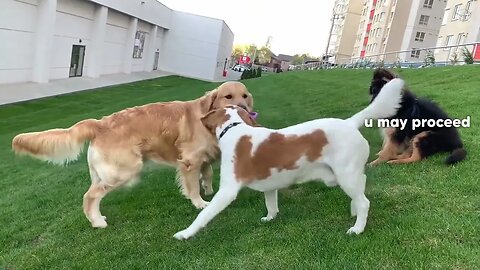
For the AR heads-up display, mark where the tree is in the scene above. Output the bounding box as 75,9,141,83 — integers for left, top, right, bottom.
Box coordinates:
231,45,245,63
292,53,320,65
450,51,459,65
255,46,272,64
292,54,304,65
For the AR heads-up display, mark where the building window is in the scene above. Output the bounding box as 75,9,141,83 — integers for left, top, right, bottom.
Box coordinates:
435,37,443,53
376,28,382,37
456,33,465,45
442,9,450,25
379,12,385,22
132,31,146,58
444,35,454,50
419,15,430,25
411,49,420,58
423,0,434,8
465,1,472,13
415,32,426,42
452,4,462,21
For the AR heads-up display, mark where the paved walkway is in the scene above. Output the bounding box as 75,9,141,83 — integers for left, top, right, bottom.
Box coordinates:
0,69,243,106
0,71,175,105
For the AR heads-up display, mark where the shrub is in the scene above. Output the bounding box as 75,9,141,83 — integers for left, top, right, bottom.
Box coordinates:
376,60,385,68
450,51,459,65
463,47,474,64
240,69,248,80
424,50,435,66
241,67,262,80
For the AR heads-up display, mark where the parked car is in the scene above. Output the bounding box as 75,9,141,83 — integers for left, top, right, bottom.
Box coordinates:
233,65,249,72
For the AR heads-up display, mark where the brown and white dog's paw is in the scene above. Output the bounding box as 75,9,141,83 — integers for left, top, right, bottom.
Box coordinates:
260,214,277,222
346,226,364,235
173,229,193,240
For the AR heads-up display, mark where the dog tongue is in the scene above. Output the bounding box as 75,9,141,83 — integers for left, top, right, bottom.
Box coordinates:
249,112,258,120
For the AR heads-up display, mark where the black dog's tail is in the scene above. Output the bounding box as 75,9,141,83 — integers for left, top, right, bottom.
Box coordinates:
445,147,467,165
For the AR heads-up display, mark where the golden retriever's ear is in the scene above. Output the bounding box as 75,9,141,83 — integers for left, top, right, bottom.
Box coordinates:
200,90,219,114
201,109,230,134
246,93,254,111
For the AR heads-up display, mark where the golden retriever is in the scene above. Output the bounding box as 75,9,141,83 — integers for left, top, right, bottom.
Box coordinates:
11,81,254,228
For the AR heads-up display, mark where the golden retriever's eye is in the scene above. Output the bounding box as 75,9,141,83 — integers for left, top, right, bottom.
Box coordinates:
225,94,232,99
242,94,248,98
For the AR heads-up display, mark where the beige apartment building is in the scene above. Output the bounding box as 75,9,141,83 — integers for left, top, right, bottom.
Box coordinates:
327,0,363,64
435,0,480,62
348,0,447,64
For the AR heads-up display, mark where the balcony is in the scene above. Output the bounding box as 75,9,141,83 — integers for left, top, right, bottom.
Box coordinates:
366,23,372,33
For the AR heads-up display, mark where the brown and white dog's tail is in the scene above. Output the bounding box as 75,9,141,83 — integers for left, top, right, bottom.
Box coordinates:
12,119,100,165
347,78,404,129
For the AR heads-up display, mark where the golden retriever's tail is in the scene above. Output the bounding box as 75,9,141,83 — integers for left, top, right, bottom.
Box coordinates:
12,119,100,165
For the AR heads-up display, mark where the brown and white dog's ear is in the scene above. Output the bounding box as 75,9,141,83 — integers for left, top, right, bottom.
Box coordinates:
201,108,230,134
373,68,396,82
200,90,219,113
237,108,261,127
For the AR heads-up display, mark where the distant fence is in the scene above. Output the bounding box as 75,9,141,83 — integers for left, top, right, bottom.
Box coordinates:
292,42,479,70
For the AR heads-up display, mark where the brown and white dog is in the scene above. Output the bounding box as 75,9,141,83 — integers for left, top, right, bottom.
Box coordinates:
11,81,254,228
173,79,405,240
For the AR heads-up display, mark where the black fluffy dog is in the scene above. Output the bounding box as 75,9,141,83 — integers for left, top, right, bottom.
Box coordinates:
369,68,466,165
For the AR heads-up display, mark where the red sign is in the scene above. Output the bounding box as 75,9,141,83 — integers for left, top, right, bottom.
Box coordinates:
473,43,480,61
239,55,251,64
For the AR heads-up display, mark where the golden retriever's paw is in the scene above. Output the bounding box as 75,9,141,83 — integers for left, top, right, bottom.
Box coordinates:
193,200,210,209
203,186,214,196
173,229,194,240
91,218,108,228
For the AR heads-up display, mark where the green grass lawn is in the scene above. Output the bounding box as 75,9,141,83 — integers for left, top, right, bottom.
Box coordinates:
1,66,479,269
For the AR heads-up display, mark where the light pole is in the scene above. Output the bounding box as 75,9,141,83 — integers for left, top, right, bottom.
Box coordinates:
324,10,343,69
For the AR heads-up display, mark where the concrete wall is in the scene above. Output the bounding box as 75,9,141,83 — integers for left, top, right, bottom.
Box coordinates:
159,11,232,82
0,0,38,83
0,0,233,84
213,22,234,81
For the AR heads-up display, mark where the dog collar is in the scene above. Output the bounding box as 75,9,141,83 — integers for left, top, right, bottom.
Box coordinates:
219,122,242,139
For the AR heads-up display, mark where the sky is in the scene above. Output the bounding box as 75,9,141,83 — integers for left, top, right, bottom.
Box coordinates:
160,0,335,57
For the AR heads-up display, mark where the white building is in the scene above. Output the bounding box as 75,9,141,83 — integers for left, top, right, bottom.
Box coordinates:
350,0,447,63
0,0,234,85
435,0,480,62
